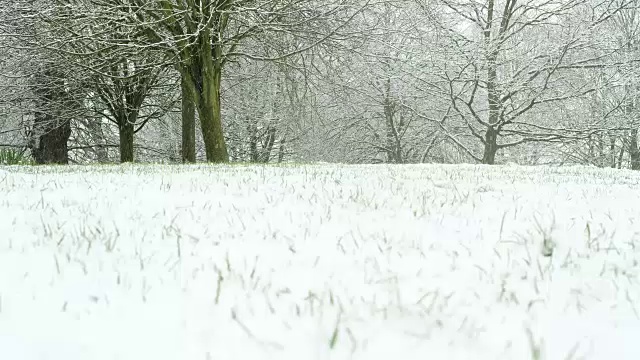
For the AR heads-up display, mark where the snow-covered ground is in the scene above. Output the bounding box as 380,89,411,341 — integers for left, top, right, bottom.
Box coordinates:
0,164,639,360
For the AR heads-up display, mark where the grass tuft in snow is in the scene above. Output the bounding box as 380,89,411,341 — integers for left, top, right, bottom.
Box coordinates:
1,163,640,360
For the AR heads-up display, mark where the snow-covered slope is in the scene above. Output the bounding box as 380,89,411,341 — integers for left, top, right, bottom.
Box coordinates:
1,164,639,360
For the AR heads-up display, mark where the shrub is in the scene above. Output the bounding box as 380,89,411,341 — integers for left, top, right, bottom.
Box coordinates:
0,148,33,165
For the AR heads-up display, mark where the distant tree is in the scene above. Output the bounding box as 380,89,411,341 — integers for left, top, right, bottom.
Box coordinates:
28,67,75,164
611,5,640,169
0,1,86,164
408,0,636,165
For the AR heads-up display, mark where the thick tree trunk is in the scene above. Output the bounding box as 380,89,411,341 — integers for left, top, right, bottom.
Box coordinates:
196,30,228,163
30,67,72,165
181,75,196,163
630,128,640,170
198,68,228,162
178,27,228,163
482,127,499,165
31,117,71,164
118,120,135,163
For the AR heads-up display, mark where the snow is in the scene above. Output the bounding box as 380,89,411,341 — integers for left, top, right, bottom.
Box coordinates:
0,163,639,360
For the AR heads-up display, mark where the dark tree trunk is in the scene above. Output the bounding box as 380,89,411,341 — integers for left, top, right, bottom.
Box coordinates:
30,67,72,165
177,27,229,163
261,126,276,163
278,136,286,163
482,127,499,165
31,117,71,165
119,120,135,163
197,71,228,162
630,128,640,170
248,119,259,163
181,75,196,163
191,30,228,163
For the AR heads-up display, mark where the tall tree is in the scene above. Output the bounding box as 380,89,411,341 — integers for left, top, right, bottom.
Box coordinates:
90,59,167,163
79,0,366,163
612,5,640,169
28,67,75,164
411,0,635,164
0,1,86,164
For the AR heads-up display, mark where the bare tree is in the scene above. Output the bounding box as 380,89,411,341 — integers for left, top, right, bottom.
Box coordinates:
69,0,368,163
611,5,640,169
0,1,89,164
408,0,636,165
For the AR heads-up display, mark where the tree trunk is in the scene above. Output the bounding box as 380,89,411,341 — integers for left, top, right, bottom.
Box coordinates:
197,30,228,163
630,128,640,170
618,143,624,169
86,117,108,162
198,70,228,162
384,109,395,163
484,28,500,165
278,136,286,163
181,75,196,163
178,26,229,163
31,117,71,165
30,67,72,165
482,127,499,165
610,135,616,168
598,132,605,167
382,78,403,163
261,126,276,163
248,118,259,162
118,119,135,163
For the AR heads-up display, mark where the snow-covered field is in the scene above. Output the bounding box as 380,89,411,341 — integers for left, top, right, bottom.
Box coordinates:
0,164,639,360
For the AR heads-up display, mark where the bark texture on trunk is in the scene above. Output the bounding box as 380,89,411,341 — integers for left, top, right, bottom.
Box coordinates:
482,0,502,165
31,117,71,164
197,61,228,162
30,68,72,165
484,52,500,165
181,75,196,163
180,25,229,163
482,127,499,165
630,129,640,170
118,120,135,163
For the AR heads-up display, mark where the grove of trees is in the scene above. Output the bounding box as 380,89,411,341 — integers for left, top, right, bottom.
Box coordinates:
0,0,638,168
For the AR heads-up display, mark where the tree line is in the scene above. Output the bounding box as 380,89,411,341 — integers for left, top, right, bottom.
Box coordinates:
0,0,638,168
